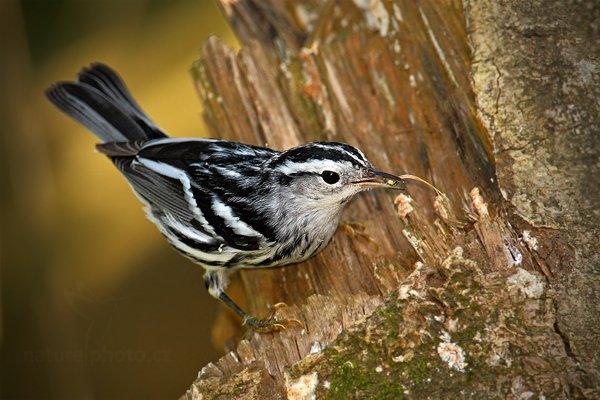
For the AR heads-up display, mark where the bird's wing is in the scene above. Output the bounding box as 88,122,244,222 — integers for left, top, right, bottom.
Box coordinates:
99,138,278,252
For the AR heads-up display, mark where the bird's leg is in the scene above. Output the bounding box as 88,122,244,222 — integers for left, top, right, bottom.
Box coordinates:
218,292,304,333
205,270,303,333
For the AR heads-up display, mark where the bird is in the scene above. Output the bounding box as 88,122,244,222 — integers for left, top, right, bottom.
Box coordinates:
46,63,406,331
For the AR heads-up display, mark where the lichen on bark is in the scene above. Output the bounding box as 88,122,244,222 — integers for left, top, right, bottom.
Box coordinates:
288,246,570,399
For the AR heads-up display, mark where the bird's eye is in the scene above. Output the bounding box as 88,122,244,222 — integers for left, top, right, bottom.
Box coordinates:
321,170,340,184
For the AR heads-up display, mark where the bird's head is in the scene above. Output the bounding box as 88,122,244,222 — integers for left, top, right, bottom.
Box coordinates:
264,142,404,211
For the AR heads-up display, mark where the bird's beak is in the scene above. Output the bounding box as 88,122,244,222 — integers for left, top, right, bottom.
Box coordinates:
352,169,405,190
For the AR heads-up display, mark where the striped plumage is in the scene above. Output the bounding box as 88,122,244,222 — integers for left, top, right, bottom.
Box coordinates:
46,63,405,330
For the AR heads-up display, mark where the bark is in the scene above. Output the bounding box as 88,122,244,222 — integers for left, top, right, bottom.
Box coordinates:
183,0,599,398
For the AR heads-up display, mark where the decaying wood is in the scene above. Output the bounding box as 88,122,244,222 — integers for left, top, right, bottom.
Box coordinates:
183,0,599,398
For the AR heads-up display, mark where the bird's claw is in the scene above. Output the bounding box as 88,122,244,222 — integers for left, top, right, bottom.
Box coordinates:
270,302,289,312
340,221,367,237
340,222,379,250
243,302,304,333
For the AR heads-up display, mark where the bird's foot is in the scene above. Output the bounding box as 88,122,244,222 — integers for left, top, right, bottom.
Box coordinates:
243,302,304,333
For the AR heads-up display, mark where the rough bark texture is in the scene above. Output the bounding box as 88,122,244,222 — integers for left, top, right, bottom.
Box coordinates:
467,0,600,386
183,0,599,398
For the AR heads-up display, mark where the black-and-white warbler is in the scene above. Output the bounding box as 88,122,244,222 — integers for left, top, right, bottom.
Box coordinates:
46,63,405,331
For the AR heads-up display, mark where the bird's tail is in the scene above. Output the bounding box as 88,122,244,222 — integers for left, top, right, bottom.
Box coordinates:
46,63,167,142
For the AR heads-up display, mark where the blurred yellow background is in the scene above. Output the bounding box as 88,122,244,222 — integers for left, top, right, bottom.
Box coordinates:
0,1,237,398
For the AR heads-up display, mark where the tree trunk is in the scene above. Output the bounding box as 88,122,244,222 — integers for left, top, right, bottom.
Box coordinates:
183,0,599,398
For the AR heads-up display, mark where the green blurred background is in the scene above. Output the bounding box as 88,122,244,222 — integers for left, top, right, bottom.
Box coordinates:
0,1,237,398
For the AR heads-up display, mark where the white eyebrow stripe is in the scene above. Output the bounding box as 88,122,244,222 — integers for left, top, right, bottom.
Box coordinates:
311,143,368,166
277,159,355,175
